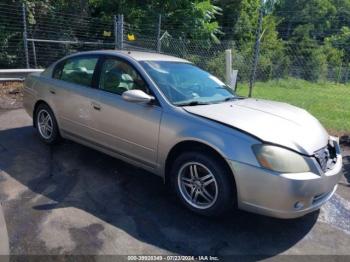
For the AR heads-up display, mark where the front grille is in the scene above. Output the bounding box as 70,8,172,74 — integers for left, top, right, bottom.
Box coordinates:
314,143,337,173
315,147,330,172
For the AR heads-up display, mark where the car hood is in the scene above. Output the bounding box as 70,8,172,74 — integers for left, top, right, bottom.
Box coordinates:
183,98,329,155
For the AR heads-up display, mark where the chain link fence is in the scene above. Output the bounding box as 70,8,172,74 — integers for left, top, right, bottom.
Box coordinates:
0,3,26,68
1,2,349,84
1,2,350,133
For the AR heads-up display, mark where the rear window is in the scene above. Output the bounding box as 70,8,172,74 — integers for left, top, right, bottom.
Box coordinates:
53,56,98,87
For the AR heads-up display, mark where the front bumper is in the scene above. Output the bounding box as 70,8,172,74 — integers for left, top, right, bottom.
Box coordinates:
228,142,343,219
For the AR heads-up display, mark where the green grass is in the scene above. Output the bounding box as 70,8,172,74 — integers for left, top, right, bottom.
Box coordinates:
236,78,350,135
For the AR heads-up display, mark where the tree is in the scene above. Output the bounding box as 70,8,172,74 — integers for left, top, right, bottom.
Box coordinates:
258,14,289,80
88,0,222,41
232,0,260,44
328,26,350,63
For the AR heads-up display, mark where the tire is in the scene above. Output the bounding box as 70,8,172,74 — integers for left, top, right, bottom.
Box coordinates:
170,151,235,216
35,103,61,144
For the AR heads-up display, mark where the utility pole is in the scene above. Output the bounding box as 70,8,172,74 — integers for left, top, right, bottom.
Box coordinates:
22,3,29,68
249,0,264,97
156,14,162,53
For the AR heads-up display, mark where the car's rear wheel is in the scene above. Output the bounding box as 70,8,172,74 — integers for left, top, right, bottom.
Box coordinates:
35,103,60,144
170,151,235,216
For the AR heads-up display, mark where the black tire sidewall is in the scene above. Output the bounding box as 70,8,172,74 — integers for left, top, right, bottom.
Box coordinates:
170,151,235,216
35,104,60,144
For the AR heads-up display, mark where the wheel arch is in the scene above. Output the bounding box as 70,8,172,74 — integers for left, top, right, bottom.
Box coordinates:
33,100,55,128
164,140,236,191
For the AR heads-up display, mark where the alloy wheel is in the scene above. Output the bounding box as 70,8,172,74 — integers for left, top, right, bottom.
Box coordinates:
177,162,218,209
37,109,53,140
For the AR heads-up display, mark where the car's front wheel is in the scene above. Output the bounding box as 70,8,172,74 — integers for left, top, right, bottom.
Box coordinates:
170,151,235,216
35,103,61,144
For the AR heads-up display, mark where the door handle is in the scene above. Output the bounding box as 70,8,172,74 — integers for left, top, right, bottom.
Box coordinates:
49,90,56,94
91,102,101,111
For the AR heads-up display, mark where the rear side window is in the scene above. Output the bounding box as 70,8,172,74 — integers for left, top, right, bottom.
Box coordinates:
53,56,98,87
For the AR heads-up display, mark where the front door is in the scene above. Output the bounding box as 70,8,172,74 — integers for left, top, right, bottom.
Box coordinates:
92,57,162,168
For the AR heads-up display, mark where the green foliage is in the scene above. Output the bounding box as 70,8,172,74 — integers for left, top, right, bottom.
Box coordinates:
0,1,26,68
327,26,350,62
205,52,226,80
88,0,222,41
272,0,350,82
192,0,222,41
258,15,290,80
233,0,260,44
0,0,349,84
0,26,21,68
275,0,337,41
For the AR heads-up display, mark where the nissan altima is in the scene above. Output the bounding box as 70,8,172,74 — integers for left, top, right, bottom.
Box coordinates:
23,50,343,218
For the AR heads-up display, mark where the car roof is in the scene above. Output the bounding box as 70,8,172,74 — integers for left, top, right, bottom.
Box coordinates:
73,50,190,63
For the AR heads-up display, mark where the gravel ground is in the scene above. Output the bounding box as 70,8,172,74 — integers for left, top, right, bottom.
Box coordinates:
0,82,23,110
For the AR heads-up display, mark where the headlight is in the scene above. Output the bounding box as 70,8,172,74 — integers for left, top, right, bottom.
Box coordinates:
252,144,310,173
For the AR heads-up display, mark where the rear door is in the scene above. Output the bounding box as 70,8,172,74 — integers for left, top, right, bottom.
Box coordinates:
49,55,102,142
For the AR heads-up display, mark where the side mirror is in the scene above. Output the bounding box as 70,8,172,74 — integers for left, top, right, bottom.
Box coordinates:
122,89,155,103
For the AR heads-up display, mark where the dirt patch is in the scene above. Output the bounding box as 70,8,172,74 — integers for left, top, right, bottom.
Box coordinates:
0,81,24,110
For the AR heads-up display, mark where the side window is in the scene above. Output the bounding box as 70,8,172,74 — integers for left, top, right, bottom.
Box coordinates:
52,63,63,79
99,58,148,95
54,56,98,87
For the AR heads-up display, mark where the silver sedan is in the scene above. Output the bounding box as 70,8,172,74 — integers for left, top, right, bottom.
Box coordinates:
23,50,343,218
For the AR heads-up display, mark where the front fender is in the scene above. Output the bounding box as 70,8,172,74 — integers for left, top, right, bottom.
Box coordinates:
156,110,260,176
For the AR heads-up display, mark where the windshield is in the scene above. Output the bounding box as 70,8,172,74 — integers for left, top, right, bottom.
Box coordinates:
140,61,236,106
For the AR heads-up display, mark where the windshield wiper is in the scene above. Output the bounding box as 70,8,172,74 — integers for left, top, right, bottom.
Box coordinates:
175,101,210,106
224,97,237,101
223,96,245,102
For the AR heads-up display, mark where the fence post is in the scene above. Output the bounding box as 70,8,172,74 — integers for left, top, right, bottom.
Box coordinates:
225,49,232,87
22,3,29,68
113,15,118,49
156,14,162,53
118,14,124,50
248,0,264,97
337,62,343,83
32,41,37,68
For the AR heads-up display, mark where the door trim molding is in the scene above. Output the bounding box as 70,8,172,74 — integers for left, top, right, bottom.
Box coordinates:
60,115,155,152
63,129,157,169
